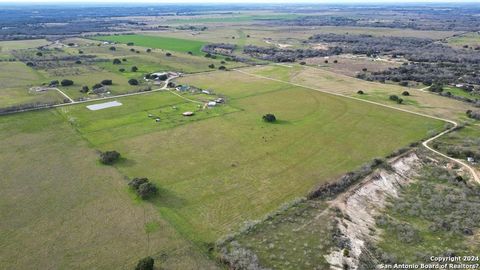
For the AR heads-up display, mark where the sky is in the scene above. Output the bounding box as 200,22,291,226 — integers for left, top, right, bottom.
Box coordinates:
0,0,478,3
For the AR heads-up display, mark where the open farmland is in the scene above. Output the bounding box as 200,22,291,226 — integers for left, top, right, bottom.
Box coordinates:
0,110,219,270
0,62,65,107
54,69,444,247
246,64,475,121
91,35,208,55
3,3,480,269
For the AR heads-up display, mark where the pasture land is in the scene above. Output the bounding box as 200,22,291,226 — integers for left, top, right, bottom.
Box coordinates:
91,35,207,55
245,64,475,121
0,62,65,107
57,69,443,246
305,54,402,77
224,200,334,270
163,13,301,25
0,39,49,53
61,91,239,145
0,110,219,270
146,25,458,54
447,32,480,48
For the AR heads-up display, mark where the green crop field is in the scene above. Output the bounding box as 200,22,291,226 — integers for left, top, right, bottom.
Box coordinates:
91,35,208,55
51,69,444,249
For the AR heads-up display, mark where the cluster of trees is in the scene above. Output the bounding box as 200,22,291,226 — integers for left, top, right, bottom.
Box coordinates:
273,7,480,31
0,101,59,115
128,177,158,199
202,43,236,55
243,44,342,62
99,150,121,165
308,33,480,88
307,158,385,199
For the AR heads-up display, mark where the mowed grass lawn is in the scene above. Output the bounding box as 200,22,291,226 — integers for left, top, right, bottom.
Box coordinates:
0,110,219,270
59,70,444,246
91,35,207,55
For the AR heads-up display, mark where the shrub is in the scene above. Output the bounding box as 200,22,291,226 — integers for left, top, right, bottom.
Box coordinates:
262,114,276,122
135,257,154,270
138,182,158,199
362,67,368,72
389,95,399,101
50,80,59,86
36,52,43,56
128,79,139,85
128,177,148,190
127,42,134,46
119,68,125,72
429,82,444,93
26,62,34,67
99,150,120,165
208,64,215,69
402,91,410,96
333,59,338,63
146,48,151,53
92,83,103,90
60,79,74,86
218,65,226,70
109,46,116,51
324,60,329,63
131,66,138,72
75,60,82,64
300,61,306,65
101,80,112,85
187,51,193,55
130,48,135,52
113,58,121,64
80,85,89,93
357,90,364,94
128,178,158,199
166,52,172,57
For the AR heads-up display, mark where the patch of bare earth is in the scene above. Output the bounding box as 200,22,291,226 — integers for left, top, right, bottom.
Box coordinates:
325,152,422,269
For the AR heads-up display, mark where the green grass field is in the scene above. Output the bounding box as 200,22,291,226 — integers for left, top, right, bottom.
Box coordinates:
0,39,49,53
228,200,334,269
51,69,444,249
246,64,475,121
91,35,208,55
0,62,65,107
0,110,219,270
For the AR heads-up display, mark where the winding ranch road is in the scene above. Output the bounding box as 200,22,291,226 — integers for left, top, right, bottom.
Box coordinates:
234,67,480,184
4,67,479,183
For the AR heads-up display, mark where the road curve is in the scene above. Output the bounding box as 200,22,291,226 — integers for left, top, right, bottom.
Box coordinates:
234,67,480,184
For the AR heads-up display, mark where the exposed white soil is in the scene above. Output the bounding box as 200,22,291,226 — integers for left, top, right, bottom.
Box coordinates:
325,152,422,270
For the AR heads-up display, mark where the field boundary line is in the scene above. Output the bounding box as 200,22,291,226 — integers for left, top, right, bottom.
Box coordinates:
52,87,75,103
234,67,480,184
